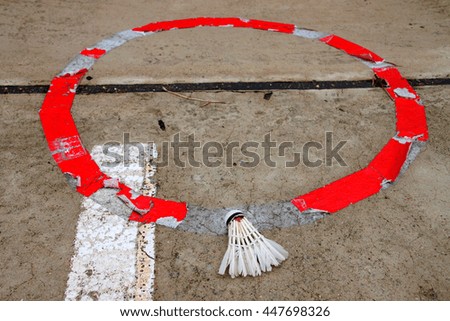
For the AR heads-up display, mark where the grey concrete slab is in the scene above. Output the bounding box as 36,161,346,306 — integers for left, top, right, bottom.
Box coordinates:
0,0,449,85
0,0,449,301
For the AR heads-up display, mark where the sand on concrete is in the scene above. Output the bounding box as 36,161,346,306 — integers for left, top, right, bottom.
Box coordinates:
0,0,449,300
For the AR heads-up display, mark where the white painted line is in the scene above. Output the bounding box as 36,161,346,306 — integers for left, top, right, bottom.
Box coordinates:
65,144,156,301
135,160,157,301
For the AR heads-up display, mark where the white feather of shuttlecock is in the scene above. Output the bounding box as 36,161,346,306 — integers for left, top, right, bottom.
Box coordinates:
219,216,288,278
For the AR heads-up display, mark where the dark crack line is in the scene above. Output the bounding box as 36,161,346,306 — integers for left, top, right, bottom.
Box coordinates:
2,78,450,95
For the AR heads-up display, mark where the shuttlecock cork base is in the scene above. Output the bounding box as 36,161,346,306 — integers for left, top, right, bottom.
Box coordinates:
219,210,289,278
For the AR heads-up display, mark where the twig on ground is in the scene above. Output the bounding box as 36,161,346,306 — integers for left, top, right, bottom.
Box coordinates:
161,86,226,107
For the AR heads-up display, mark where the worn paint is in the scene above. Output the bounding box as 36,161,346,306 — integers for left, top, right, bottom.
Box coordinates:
293,28,329,39
179,202,325,235
66,144,155,301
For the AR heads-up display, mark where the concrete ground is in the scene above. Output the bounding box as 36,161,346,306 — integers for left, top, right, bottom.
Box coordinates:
0,0,449,300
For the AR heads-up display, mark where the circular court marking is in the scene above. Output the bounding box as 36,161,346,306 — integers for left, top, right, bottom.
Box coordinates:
39,17,428,232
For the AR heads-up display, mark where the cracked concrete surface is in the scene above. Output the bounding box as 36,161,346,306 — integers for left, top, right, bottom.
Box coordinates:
0,0,449,300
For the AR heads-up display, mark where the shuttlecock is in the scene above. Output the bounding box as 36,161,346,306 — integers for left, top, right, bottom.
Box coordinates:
219,210,288,278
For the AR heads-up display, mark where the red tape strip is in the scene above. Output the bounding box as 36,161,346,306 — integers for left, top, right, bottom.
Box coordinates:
292,167,384,213
368,138,411,181
128,198,188,224
116,183,187,223
373,67,418,100
80,48,107,59
395,98,428,140
132,17,295,34
40,69,109,196
320,34,384,62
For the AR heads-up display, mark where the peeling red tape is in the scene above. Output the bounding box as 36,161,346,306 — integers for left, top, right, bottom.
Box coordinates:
395,98,428,140
320,34,384,62
80,48,107,59
373,67,428,141
40,17,428,223
373,67,418,99
116,183,187,223
132,17,295,34
128,198,188,224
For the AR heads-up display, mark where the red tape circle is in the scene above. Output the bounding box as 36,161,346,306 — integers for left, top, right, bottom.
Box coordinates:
39,17,428,224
